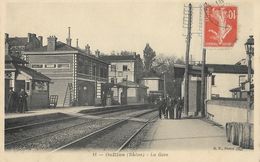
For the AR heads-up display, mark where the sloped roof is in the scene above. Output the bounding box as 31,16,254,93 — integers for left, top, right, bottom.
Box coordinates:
16,65,51,82
5,62,16,71
26,41,109,64
141,70,162,78
99,55,138,63
5,55,28,64
28,41,76,52
6,37,28,46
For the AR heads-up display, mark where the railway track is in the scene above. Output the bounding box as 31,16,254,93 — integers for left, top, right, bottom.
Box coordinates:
52,109,158,152
5,105,154,132
5,107,157,150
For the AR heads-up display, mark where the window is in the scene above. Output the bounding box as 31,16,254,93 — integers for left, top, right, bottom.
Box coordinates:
123,65,128,71
111,78,114,83
84,64,90,74
118,71,123,77
92,65,96,76
100,67,104,77
111,65,116,72
211,75,215,86
45,64,56,68
26,82,30,91
239,75,246,86
57,63,70,69
31,64,43,69
32,81,47,91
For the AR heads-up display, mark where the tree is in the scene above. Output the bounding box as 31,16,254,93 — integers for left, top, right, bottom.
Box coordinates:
152,54,184,98
143,43,156,73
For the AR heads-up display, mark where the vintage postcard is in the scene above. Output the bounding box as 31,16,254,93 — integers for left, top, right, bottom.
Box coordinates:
0,0,259,161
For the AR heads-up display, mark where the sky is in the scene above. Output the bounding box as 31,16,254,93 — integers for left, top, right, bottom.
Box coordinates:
4,0,254,64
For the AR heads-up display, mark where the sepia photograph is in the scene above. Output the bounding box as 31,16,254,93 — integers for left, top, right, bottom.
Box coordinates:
1,0,259,161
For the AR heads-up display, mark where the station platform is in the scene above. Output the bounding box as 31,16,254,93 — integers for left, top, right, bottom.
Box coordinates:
4,103,143,120
140,118,238,150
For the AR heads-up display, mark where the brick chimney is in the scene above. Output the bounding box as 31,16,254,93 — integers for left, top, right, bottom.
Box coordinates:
28,33,32,43
76,38,79,48
5,33,9,41
38,36,43,46
85,44,90,55
95,49,100,57
47,36,57,51
66,27,72,46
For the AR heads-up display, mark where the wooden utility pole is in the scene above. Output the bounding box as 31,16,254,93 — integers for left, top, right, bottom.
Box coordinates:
164,73,166,99
200,48,206,117
184,3,192,116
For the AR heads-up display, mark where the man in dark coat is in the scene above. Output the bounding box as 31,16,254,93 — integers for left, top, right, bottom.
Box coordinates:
176,98,184,119
7,88,17,113
158,98,166,119
18,89,28,113
169,97,177,119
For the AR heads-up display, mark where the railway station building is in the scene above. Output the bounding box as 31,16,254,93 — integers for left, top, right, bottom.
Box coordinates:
23,33,109,107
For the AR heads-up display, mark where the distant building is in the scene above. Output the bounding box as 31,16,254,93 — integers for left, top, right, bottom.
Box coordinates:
100,53,143,83
206,64,250,99
139,70,164,97
23,29,109,107
173,63,251,115
5,33,43,59
99,53,147,104
5,34,50,110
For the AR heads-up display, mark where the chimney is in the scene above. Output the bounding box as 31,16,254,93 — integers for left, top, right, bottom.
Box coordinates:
5,33,9,41
28,33,32,43
38,36,43,46
66,27,72,46
47,36,57,51
76,38,79,48
5,42,9,55
85,44,90,55
95,49,100,57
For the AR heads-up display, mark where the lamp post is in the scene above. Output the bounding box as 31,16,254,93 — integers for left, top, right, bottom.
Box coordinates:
244,35,254,123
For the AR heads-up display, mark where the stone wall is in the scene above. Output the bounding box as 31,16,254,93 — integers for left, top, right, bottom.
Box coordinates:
206,99,254,126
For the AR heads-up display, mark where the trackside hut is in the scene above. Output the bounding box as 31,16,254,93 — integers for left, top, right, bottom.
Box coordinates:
5,55,51,110
23,36,109,107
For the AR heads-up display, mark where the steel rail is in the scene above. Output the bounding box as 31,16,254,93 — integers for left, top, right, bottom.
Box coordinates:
5,105,152,132
116,115,158,152
52,109,157,152
5,108,156,148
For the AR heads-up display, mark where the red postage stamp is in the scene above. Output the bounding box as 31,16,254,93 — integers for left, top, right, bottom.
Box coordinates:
204,5,237,47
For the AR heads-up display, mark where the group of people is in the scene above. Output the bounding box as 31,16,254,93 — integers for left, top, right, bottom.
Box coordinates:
6,88,28,113
158,96,184,120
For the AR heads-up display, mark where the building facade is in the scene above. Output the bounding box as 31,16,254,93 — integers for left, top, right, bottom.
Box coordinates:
206,64,249,99
23,36,109,107
139,71,164,96
99,53,146,104
5,33,51,111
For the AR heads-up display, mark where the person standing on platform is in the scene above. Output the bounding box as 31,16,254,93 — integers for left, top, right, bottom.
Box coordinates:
158,97,166,119
167,97,173,119
7,88,16,113
18,89,28,113
176,97,184,119
169,97,176,119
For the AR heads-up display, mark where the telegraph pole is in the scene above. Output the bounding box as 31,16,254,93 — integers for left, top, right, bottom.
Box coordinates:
184,3,192,116
200,48,206,117
164,72,166,99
